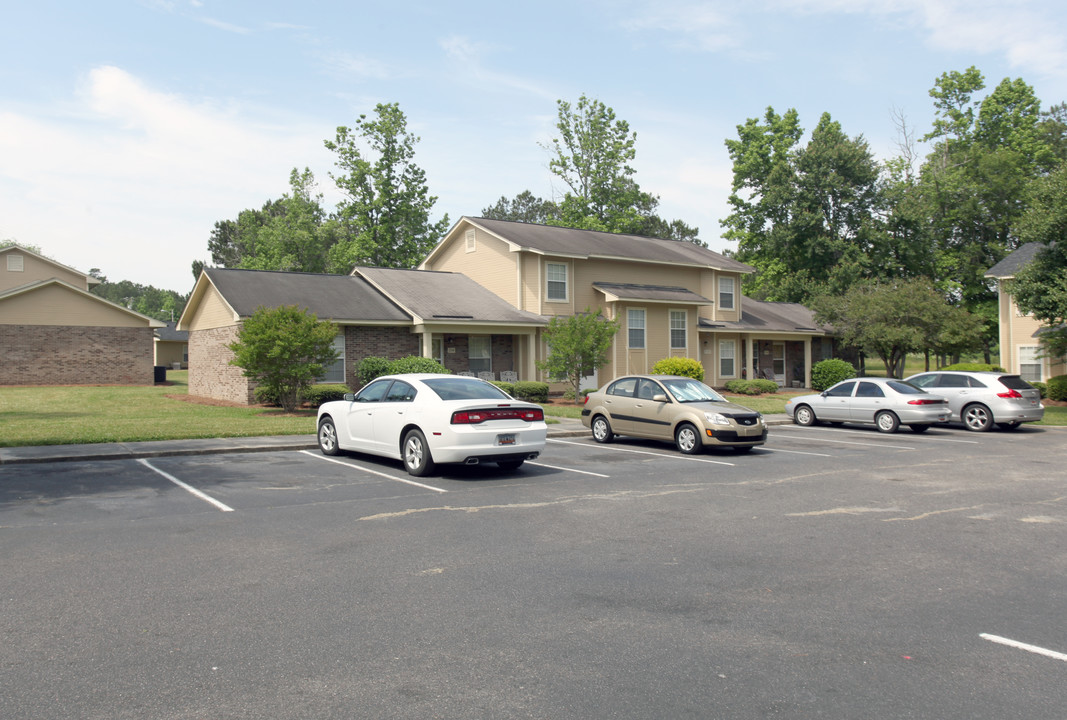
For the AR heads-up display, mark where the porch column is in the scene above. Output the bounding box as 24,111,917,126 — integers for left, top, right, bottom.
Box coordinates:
420,328,433,358
803,337,812,388
745,336,755,380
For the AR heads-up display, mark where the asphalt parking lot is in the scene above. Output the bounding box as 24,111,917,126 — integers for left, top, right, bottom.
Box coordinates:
2,422,1066,719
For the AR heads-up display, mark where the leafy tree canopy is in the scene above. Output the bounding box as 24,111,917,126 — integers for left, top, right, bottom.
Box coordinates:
537,308,621,402
90,276,189,323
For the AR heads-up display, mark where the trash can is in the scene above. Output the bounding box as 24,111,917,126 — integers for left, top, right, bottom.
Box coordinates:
154,365,167,383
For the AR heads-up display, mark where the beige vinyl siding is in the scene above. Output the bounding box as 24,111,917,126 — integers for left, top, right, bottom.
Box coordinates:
184,285,239,330
424,224,519,306
0,284,150,327
1,251,90,292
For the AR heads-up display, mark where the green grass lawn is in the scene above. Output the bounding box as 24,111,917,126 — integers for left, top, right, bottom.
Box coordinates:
1,371,1063,448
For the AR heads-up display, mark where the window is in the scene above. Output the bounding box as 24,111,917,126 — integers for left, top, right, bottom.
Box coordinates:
636,378,663,400
627,308,645,349
356,379,390,402
826,381,856,397
320,333,346,383
1019,346,1041,382
546,262,568,301
670,310,687,349
465,229,476,253
608,377,637,397
432,337,444,366
856,382,885,398
719,340,736,377
719,276,735,310
385,380,416,402
469,335,491,374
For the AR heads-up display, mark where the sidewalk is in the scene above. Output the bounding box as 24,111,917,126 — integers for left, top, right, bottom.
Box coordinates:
0,415,791,465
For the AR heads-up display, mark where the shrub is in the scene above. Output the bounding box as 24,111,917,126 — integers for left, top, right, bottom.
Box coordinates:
811,359,856,391
254,385,280,406
941,362,1006,372
512,381,549,403
302,384,351,406
650,357,705,380
724,379,779,395
357,356,393,386
492,381,515,396
1047,374,1067,402
389,355,449,375
1032,381,1047,399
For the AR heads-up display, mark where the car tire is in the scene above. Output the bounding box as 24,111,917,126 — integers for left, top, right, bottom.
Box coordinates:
962,403,993,432
318,416,341,456
793,405,816,427
675,423,702,455
875,411,900,433
908,424,930,433
997,421,1021,431
497,459,525,471
591,415,615,443
402,429,436,477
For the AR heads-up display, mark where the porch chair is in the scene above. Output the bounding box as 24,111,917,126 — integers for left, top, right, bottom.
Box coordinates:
478,371,496,382
459,371,475,377
500,370,518,383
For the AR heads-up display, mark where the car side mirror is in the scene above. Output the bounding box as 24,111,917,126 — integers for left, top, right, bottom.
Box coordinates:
344,393,356,402
652,394,668,403
820,391,828,398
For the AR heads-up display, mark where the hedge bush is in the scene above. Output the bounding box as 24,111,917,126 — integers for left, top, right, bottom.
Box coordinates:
389,355,449,375
941,362,1006,372
1032,381,1047,398
724,379,779,395
491,381,515,396
512,381,549,403
650,357,705,380
811,359,856,391
302,384,351,406
1047,374,1067,402
562,387,596,401
357,356,392,386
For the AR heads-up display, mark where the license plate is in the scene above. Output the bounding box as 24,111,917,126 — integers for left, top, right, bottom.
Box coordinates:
497,433,516,446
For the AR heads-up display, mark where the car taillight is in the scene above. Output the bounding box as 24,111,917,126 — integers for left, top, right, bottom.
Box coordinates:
997,389,1023,399
451,407,544,424
584,394,590,405
907,398,944,405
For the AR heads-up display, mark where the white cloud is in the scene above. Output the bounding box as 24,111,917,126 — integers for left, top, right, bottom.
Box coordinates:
618,1,741,52
439,35,557,100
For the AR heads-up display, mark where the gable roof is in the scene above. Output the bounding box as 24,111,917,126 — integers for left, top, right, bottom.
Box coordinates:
0,278,165,327
426,217,755,274
191,268,410,324
700,297,832,335
0,243,101,288
354,266,546,326
985,242,1052,279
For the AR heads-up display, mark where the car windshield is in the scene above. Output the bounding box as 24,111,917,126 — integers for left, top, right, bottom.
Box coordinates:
422,377,512,401
887,380,924,395
660,377,726,403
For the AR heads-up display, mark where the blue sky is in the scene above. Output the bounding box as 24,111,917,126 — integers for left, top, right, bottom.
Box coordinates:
3,0,1067,293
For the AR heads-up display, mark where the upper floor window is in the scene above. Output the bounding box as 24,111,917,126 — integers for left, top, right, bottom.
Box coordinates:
546,262,568,302
719,276,735,310
465,229,476,252
669,310,687,349
1019,346,1042,383
628,308,646,349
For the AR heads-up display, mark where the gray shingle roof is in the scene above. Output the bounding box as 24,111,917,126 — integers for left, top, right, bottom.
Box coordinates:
593,282,713,304
985,242,1050,278
204,268,410,323
700,297,832,335
464,217,755,273
355,266,546,325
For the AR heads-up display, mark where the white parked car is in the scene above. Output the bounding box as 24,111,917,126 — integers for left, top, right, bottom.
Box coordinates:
785,377,950,433
316,374,547,476
904,370,1044,431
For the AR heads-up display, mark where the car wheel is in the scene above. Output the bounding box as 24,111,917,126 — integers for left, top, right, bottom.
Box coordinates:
962,403,993,432
318,417,340,456
675,423,702,455
908,424,930,433
591,415,615,443
875,411,900,433
793,404,816,427
402,429,436,477
997,421,1021,431
497,459,524,471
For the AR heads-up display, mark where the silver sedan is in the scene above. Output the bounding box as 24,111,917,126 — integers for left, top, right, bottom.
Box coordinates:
785,377,950,433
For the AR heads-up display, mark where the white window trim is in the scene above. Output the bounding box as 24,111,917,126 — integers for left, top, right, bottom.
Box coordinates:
719,276,735,311
627,308,646,349
469,335,492,374
319,332,346,384
546,262,568,302
669,309,687,350
719,339,736,378
465,229,476,253
1018,345,1042,382
7,254,24,272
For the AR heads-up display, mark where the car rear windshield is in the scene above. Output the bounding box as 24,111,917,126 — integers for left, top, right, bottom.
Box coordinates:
422,377,513,401
997,375,1034,390
887,380,925,395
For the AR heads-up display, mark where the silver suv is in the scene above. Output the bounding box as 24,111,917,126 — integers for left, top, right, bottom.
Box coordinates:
904,371,1044,431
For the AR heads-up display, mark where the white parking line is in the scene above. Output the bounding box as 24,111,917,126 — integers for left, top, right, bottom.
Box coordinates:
761,447,834,457
300,450,448,493
548,439,736,466
980,633,1067,663
528,461,609,477
812,427,980,445
138,459,235,512
772,433,916,451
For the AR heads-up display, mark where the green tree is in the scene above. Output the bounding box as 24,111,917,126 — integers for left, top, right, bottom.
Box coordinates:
228,305,340,413
325,103,449,270
481,191,560,224
537,309,621,402
812,279,982,378
1010,166,1067,357
90,275,190,322
544,95,701,243
723,108,883,302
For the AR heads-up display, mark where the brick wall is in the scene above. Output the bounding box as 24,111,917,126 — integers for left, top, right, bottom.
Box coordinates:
188,325,254,404
0,325,154,385
345,326,420,388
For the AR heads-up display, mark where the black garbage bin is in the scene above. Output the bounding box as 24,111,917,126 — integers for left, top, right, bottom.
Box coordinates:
154,365,167,383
